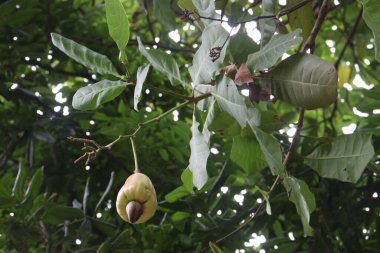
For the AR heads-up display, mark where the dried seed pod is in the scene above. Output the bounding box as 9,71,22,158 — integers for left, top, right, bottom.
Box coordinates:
116,172,157,224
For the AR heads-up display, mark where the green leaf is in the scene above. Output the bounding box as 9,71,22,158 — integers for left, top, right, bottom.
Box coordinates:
249,125,285,176
247,29,302,72
209,242,224,253
134,64,150,111
12,160,27,201
362,0,380,62
189,24,229,85
95,171,114,213
72,80,130,110
165,186,190,203
171,211,191,222
50,33,120,77
204,100,241,139
259,0,276,47
153,0,176,30
83,177,90,214
137,37,186,87
181,168,193,192
193,0,216,26
89,217,117,236
45,205,84,221
288,0,314,44
229,27,260,65
177,0,196,11
189,115,210,190
256,186,272,215
260,53,338,110
111,228,136,247
24,167,43,201
105,0,130,61
212,76,248,128
305,133,375,183
283,176,316,236
230,136,267,174
202,99,216,141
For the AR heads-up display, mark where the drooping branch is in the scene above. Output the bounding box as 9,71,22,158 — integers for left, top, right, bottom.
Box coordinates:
69,92,212,164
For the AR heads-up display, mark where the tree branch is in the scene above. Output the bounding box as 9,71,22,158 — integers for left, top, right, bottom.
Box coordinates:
195,0,313,25
301,0,330,52
69,92,212,164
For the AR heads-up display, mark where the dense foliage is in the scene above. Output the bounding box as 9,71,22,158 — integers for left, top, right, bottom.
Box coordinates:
0,0,379,252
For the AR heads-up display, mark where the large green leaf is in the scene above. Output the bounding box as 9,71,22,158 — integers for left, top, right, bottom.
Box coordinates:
283,176,316,236
105,0,130,62
189,24,229,85
137,37,186,87
260,53,337,109
153,0,176,30
247,29,302,72
203,100,241,139
229,27,260,65
362,0,380,62
193,0,216,26
249,125,285,176
288,0,314,44
259,0,276,47
305,133,375,183
211,76,247,128
50,33,120,77
72,80,130,110
230,136,267,174
134,64,150,111
189,115,210,190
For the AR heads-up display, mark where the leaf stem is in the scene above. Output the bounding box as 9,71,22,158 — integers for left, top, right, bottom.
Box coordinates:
145,83,191,100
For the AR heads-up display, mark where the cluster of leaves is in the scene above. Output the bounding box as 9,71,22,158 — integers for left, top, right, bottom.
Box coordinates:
0,0,379,252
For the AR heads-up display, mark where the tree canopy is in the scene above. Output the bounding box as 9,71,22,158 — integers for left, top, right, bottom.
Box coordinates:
0,0,379,252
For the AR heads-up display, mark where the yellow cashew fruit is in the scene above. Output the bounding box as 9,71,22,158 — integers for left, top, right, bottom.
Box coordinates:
116,172,157,224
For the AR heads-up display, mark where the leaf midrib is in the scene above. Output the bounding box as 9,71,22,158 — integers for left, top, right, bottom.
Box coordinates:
305,153,372,160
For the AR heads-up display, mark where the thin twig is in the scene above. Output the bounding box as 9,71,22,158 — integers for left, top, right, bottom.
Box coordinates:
334,8,363,69
69,93,213,164
329,8,363,125
196,0,312,26
144,83,191,100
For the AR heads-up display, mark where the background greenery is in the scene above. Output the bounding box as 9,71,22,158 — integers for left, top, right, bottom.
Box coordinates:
0,0,379,252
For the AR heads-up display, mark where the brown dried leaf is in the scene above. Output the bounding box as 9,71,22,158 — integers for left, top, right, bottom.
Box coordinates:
235,63,253,85
223,64,237,80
